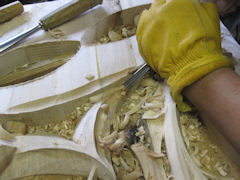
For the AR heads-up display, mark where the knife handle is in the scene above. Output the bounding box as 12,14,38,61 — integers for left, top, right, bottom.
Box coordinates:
40,0,103,30
0,1,24,24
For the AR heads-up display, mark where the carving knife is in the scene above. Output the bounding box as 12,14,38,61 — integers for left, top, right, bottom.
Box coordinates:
0,0,103,54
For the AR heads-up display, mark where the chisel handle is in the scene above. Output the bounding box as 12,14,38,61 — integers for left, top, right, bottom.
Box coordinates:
0,1,24,24
40,0,103,30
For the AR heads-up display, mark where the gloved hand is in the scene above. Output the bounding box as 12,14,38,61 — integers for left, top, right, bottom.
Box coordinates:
137,0,233,112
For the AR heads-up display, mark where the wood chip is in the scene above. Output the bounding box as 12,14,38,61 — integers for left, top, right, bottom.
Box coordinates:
85,74,95,81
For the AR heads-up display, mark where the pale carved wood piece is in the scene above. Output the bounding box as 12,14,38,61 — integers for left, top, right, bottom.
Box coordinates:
0,103,115,179
0,1,152,125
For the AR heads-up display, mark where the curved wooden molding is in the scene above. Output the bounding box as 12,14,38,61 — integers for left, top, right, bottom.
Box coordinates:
0,135,115,179
73,102,115,178
0,36,144,125
0,101,116,179
163,84,207,180
0,40,80,86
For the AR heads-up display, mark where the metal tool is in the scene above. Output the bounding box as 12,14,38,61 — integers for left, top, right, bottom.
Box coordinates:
123,63,151,89
123,63,154,149
0,0,103,54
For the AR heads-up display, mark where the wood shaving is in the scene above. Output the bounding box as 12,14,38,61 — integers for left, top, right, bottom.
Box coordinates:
109,131,127,154
99,25,136,44
119,114,130,130
27,104,93,140
180,113,238,177
100,104,109,111
122,170,143,180
131,143,164,180
141,78,158,88
85,74,95,81
95,73,169,179
49,29,65,39
98,131,118,146
97,13,141,45
108,30,122,42
21,63,29,68
135,126,145,143
121,26,136,38
99,35,110,44
142,109,164,120
25,72,168,179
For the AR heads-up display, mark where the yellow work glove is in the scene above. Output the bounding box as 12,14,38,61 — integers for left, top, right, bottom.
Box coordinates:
137,0,233,112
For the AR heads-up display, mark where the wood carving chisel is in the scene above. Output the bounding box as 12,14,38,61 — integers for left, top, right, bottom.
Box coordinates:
123,63,151,89
122,63,154,150
0,0,103,54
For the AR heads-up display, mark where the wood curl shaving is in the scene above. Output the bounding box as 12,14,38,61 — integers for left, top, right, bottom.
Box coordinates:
99,24,137,44
49,29,65,39
98,131,118,146
180,113,238,178
27,104,93,140
119,114,130,130
131,143,165,180
109,131,128,154
85,74,95,81
122,170,143,180
96,75,168,179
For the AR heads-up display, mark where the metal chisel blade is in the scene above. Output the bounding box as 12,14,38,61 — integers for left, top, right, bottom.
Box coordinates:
123,63,151,89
